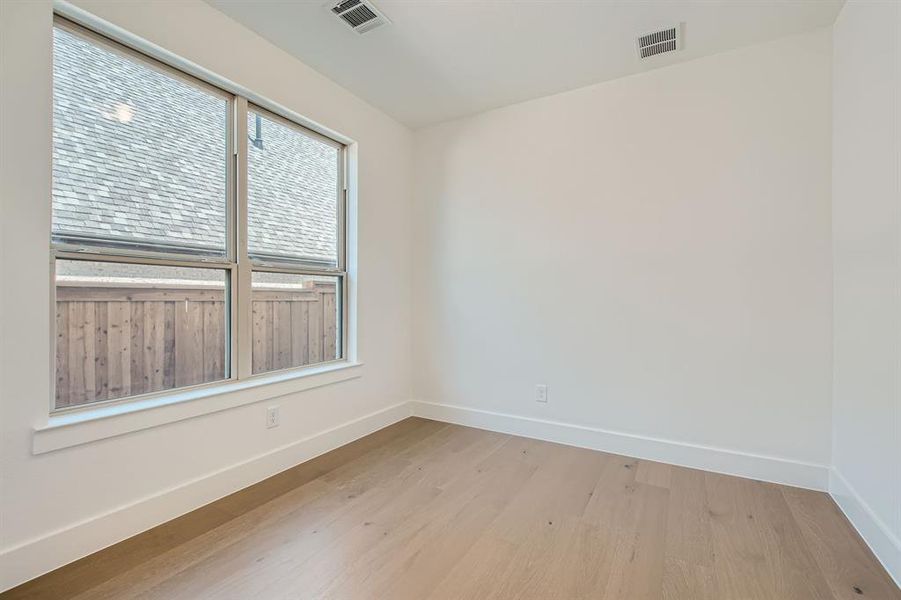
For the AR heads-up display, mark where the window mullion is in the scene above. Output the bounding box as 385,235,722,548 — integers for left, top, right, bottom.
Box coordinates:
337,152,347,272
225,94,238,382
248,265,346,278
235,96,253,380
51,250,231,270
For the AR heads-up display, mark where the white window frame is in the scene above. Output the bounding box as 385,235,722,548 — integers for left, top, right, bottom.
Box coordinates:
49,16,351,415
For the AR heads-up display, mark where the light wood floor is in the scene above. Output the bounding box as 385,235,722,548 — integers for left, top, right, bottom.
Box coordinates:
4,418,899,599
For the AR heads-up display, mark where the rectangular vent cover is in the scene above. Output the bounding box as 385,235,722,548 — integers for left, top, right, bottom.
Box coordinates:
637,25,682,59
330,0,389,34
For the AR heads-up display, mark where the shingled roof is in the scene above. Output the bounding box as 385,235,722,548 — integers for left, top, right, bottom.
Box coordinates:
52,27,339,266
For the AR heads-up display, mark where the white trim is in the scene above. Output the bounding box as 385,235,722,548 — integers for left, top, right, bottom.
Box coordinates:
411,401,830,491
3,400,412,593
829,468,901,588
34,362,364,454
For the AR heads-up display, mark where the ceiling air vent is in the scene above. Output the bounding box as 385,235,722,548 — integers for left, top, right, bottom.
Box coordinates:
330,0,389,34
637,25,682,59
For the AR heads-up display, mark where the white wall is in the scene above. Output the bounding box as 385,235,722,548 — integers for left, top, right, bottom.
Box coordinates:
0,0,413,590
412,29,834,486
4,0,897,591
830,0,901,584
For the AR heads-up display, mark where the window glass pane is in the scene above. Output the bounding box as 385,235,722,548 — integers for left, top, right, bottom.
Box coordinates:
52,27,228,256
251,272,341,374
55,260,228,409
247,110,340,267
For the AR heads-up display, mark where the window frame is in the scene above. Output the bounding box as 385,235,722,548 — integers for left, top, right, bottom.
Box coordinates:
50,16,351,415
241,102,348,377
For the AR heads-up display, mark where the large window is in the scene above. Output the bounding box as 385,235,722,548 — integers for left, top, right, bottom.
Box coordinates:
51,19,347,410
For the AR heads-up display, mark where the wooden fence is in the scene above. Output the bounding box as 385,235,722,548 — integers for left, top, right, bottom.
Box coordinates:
55,282,337,409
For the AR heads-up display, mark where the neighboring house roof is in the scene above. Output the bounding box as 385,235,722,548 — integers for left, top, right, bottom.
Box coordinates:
52,27,339,266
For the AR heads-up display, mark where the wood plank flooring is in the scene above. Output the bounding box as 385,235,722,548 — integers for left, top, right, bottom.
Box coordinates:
4,417,898,599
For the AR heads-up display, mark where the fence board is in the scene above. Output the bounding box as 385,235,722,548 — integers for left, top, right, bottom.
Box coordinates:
323,291,337,361
66,302,83,406
308,291,322,365
130,302,145,396
164,302,176,390
273,301,291,371
252,301,270,374
176,300,204,387
107,302,131,400
248,291,320,302
203,302,225,382
83,304,97,401
94,303,109,402
58,287,224,303
56,302,69,407
143,302,166,393
291,301,309,367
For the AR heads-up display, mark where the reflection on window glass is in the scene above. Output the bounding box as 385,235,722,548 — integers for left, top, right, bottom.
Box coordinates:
251,272,340,374
55,260,228,409
52,27,228,256
247,111,339,267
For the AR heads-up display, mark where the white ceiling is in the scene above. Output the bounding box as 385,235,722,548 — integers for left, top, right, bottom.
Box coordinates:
205,0,843,129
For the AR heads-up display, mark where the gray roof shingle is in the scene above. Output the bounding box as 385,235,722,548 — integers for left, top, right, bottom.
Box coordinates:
52,27,339,266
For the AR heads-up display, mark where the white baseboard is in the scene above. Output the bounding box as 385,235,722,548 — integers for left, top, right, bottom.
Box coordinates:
411,401,830,491
829,468,901,588
0,401,412,593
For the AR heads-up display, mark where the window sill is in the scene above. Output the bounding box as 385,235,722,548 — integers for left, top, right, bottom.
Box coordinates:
33,361,363,454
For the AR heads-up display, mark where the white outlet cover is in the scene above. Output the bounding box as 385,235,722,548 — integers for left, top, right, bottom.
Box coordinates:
536,384,548,403
266,406,280,428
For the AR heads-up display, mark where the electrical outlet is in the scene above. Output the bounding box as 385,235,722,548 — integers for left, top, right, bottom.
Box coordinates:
266,406,280,428
536,384,548,403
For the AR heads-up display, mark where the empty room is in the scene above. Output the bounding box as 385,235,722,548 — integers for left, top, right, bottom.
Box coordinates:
0,0,899,597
